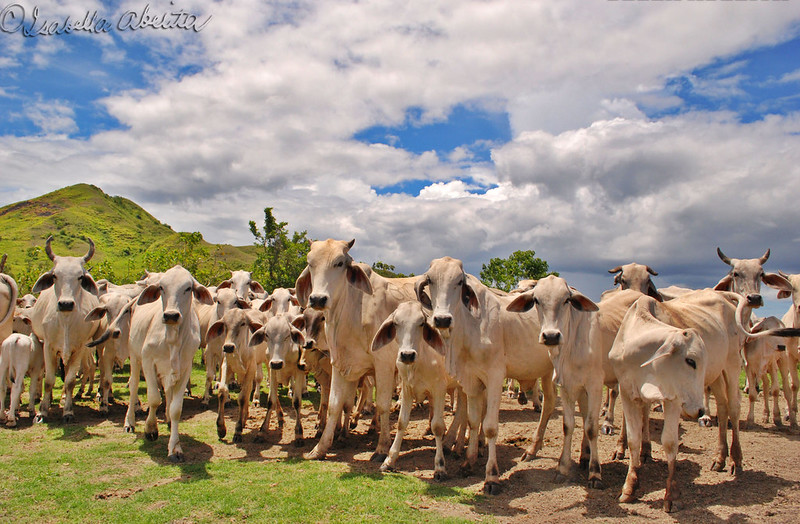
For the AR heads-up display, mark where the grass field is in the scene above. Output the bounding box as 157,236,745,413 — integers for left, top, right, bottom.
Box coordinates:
0,354,479,523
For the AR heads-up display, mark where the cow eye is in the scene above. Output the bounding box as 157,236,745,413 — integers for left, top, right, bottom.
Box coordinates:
685,358,696,369
335,261,344,268
732,272,739,278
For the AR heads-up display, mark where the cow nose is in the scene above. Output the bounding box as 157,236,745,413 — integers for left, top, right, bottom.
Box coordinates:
304,340,314,350
746,294,763,307
270,360,284,370
540,331,561,346
111,329,121,339
57,300,74,312
163,311,181,324
399,350,416,364
434,315,452,329
309,294,328,309
223,343,235,354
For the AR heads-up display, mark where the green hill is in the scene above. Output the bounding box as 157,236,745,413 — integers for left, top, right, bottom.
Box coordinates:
0,184,256,291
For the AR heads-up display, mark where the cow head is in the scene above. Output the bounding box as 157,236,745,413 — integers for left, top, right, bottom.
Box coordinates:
136,265,213,325
295,239,372,312
259,287,300,315
250,314,305,370
297,307,327,351
506,275,598,350
608,263,662,301
217,270,266,301
714,248,791,308
415,257,479,332
777,271,800,318
32,236,99,312
207,308,262,358
371,301,445,365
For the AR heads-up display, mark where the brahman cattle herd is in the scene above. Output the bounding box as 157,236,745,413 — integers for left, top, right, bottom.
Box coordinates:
1,236,799,513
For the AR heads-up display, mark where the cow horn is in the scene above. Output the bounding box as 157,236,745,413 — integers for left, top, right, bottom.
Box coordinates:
780,270,790,280
415,275,432,309
45,236,56,261
83,238,95,263
716,247,732,266
646,266,658,276
346,239,355,251
608,266,622,274
0,253,6,274
759,248,770,265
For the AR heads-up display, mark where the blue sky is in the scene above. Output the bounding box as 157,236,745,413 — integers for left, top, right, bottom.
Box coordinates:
1,0,800,311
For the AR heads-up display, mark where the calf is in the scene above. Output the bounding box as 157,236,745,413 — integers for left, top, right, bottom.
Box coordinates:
0,254,18,344
0,331,44,427
610,295,707,512
742,316,794,427
371,301,451,480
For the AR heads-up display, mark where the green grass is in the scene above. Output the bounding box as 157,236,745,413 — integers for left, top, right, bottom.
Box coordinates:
0,352,479,523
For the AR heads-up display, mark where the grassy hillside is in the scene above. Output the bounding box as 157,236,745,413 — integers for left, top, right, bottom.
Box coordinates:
0,184,256,290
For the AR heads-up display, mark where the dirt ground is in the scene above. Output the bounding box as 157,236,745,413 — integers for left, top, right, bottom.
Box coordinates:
155,383,800,523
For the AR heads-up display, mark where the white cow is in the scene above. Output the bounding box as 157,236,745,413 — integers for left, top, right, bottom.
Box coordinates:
415,256,556,494
295,307,334,438
371,301,452,480
603,263,662,300
610,295,707,512
507,275,603,488
778,271,800,420
295,239,418,462
742,316,794,427
0,253,19,344
30,237,100,423
217,270,266,301
0,332,44,427
125,265,213,462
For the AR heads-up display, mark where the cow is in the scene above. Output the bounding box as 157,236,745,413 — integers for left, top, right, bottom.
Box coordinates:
414,256,557,494
124,265,213,462
603,263,661,300
0,332,44,427
609,295,707,512
742,316,794,428
249,313,307,446
295,307,334,438
371,301,452,480
778,271,800,421
17,294,36,309
507,275,603,488
29,237,100,423
206,307,263,443
218,270,266,301
0,253,19,344
295,239,419,462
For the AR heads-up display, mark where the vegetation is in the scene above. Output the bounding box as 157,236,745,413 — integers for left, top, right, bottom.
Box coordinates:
371,261,414,278
479,250,557,292
249,207,310,291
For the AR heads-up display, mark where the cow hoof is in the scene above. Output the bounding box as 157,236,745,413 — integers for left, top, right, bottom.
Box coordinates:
168,452,184,463
253,435,266,444
640,452,651,464
483,481,501,495
5,420,17,428
588,478,605,490
62,414,75,424
145,430,158,441
217,426,227,439
305,449,326,460
124,425,134,434
33,414,45,424
232,434,242,444
370,452,388,463
663,500,674,513
653,404,663,413
520,451,536,462
517,392,528,405
710,460,725,472
699,416,712,428
200,400,209,407
379,463,394,473
433,471,448,482
349,420,358,430
600,423,614,436
731,465,743,476
532,404,541,413
612,450,626,461
619,492,636,504
553,472,568,484
293,438,304,448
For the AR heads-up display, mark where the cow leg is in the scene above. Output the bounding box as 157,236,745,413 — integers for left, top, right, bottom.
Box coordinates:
202,345,219,407
699,387,713,427
256,368,280,442
709,376,730,472
601,384,618,435
292,370,305,446
381,383,411,473
372,361,396,462
431,388,448,481
777,355,797,427
8,363,27,428
234,368,254,444
251,362,264,408
125,352,141,433
580,385,603,489
216,359,230,440
98,344,114,415
619,395,643,504
167,374,189,463
35,343,58,423
556,388,576,483
641,403,652,462
306,368,356,459
662,399,681,512
0,355,9,425
460,377,484,477
744,365,758,429
61,350,83,423
443,386,466,454
768,364,782,426
723,369,743,475
315,370,331,439
790,351,799,418
523,371,556,461
481,369,504,495
142,360,162,442
28,337,44,415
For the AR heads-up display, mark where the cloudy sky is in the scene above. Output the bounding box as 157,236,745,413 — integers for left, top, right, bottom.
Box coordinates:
1,0,799,316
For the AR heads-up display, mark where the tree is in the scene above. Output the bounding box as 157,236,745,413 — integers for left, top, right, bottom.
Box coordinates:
371,261,414,279
249,208,310,291
479,250,557,292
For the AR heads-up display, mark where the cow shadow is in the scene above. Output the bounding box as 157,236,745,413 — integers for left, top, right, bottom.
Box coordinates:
135,428,213,481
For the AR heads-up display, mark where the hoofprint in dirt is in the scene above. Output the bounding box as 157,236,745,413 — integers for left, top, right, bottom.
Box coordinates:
21,383,800,522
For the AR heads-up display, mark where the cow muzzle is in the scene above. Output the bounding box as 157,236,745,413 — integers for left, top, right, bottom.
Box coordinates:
223,343,235,354
540,331,562,346
304,340,314,350
57,300,75,312
308,294,328,310
270,360,284,370
746,294,763,308
111,329,121,339
162,311,181,324
433,314,452,329
399,350,417,364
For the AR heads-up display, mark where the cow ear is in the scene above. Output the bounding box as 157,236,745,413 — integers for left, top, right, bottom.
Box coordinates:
32,271,55,294
763,272,793,293
259,297,274,312
193,283,214,305
713,274,733,292
640,336,679,368
647,281,664,302
137,285,161,305
218,280,233,289
347,264,373,295
613,273,622,286
290,325,305,346
371,315,396,352
423,322,445,355
248,321,263,333
778,290,792,299
207,320,226,341
462,281,479,317
415,276,432,310
568,292,598,312
295,266,312,307
236,298,251,310
640,382,665,402
84,306,108,322
249,329,266,347
96,280,108,294
80,274,100,296
249,281,266,295
289,294,300,307
507,292,535,313
291,315,305,331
